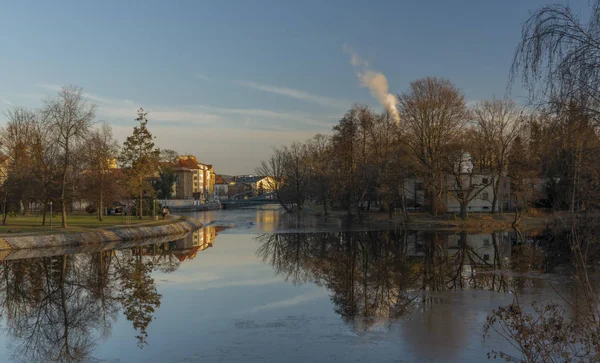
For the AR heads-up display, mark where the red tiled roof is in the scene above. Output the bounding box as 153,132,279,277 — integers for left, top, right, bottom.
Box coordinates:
215,175,227,184
177,158,200,170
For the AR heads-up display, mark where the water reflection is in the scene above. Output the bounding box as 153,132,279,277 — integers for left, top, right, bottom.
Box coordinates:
256,230,547,332
0,226,222,362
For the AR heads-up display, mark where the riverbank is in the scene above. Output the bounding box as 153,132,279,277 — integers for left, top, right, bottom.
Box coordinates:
0,215,202,251
307,206,559,232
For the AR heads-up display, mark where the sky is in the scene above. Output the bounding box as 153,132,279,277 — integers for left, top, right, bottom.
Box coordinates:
0,0,590,174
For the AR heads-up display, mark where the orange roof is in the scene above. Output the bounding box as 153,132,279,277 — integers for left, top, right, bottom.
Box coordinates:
177,158,200,170
215,175,227,184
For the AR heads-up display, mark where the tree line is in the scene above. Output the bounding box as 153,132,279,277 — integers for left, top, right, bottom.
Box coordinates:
259,76,600,221
0,86,177,227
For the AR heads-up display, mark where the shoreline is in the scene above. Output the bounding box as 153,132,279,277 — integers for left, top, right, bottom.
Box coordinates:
0,215,202,251
308,209,559,233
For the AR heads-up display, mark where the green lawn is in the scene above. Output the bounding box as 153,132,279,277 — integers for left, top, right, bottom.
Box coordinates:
0,215,160,235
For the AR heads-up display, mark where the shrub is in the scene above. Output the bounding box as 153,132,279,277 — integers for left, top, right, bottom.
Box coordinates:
85,204,97,215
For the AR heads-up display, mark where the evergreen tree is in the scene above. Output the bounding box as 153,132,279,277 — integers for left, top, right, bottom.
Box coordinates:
119,109,160,219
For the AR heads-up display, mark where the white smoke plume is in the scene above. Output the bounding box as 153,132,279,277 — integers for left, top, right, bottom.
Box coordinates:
344,44,400,123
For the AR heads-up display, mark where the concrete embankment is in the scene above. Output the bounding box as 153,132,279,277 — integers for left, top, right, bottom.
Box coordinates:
0,216,202,251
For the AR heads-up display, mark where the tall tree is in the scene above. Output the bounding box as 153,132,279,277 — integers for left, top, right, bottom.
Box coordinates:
44,86,96,228
256,147,291,212
0,107,37,222
443,133,492,220
119,109,160,219
471,98,523,212
82,123,119,221
399,77,469,215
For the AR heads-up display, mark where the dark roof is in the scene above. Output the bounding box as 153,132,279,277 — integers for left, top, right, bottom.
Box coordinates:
234,175,266,184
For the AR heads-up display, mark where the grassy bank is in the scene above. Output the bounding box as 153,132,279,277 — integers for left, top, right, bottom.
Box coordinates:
0,215,164,235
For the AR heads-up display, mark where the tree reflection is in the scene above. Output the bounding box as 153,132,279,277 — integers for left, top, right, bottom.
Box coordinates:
0,239,198,361
256,229,536,332
115,247,161,348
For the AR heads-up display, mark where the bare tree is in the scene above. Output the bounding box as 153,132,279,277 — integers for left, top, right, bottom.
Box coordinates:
399,77,469,215
0,107,39,221
471,98,523,213
443,134,492,220
44,86,96,228
510,1,600,119
256,147,291,212
82,123,119,221
306,134,332,215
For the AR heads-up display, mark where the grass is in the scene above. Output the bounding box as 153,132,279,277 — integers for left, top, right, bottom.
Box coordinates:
0,214,164,236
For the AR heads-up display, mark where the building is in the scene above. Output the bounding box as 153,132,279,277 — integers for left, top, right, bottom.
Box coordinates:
231,175,277,197
172,164,194,199
175,155,216,202
0,155,8,184
446,174,513,213
404,173,513,213
214,175,230,198
176,155,204,200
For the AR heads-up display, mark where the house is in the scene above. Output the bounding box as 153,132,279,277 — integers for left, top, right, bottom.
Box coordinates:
231,175,277,197
446,174,513,213
403,173,514,213
214,175,230,198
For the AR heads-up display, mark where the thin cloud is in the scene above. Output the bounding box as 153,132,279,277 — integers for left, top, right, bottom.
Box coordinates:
234,80,348,109
195,73,212,81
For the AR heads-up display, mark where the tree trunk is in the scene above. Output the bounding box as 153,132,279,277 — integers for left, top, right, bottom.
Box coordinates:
61,148,69,228
459,202,468,220
323,197,328,216
491,177,499,213
139,176,143,220
99,190,103,222
99,173,104,221
41,200,47,226
1,190,7,226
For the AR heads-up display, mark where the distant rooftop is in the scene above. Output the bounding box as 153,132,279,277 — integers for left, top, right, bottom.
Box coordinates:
233,175,266,184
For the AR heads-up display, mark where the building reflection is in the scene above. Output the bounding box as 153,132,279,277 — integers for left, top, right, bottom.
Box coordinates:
0,225,224,362
255,208,280,232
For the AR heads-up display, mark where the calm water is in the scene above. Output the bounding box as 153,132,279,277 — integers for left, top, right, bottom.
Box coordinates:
0,206,577,362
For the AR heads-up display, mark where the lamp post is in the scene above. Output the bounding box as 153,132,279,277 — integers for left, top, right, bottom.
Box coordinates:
49,201,53,230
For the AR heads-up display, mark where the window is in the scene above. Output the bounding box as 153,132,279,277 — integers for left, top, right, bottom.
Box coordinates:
503,181,508,189
483,254,490,261
415,182,423,191
483,206,489,210
483,238,490,247
482,192,489,200
482,178,489,184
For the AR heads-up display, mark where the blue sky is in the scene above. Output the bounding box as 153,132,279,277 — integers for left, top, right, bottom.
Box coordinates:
0,0,587,174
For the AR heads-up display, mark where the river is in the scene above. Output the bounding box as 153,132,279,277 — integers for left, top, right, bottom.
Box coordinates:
0,206,580,362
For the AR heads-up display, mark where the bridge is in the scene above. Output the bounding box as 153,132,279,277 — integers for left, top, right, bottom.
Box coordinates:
220,191,279,209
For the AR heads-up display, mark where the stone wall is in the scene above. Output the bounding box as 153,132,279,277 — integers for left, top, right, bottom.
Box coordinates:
0,216,202,251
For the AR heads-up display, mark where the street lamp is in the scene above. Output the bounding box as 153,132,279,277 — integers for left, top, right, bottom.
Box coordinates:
49,201,53,230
